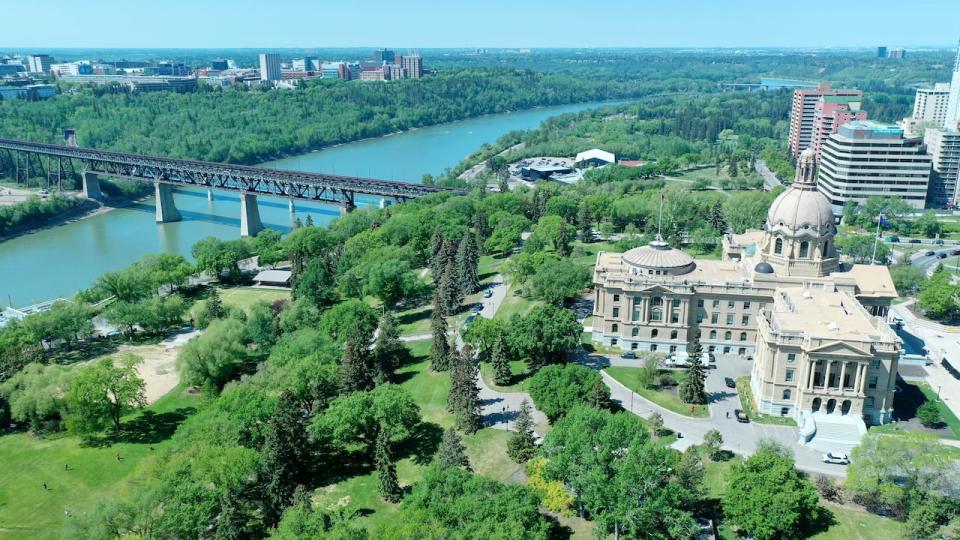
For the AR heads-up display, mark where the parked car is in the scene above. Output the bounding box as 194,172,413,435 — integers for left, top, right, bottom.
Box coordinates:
38,189,49,198
909,239,922,244
935,239,946,245
821,452,851,465
950,249,960,256
734,409,749,423
483,289,493,298
724,377,736,389
621,351,637,359
471,303,482,315
884,235,899,242
926,250,936,256
937,253,948,259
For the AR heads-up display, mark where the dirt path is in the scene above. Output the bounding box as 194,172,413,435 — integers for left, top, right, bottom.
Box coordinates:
90,329,199,404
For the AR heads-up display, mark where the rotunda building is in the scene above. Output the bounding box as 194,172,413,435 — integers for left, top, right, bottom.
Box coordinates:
759,148,840,277
621,237,695,276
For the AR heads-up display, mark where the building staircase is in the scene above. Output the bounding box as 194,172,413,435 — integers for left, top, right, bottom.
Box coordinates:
799,411,867,454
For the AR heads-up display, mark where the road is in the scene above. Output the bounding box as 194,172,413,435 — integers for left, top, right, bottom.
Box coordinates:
754,160,783,191
909,244,960,276
890,300,960,421
578,351,847,477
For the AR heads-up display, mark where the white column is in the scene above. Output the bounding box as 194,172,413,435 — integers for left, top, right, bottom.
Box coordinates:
839,362,848,391
859,365,869,394
807,360,816,390
823,361,832,389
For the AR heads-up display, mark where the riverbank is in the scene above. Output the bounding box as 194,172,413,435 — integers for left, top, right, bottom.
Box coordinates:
0,191,152,244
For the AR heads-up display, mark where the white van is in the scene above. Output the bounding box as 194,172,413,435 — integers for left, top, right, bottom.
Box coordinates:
665,351,714,368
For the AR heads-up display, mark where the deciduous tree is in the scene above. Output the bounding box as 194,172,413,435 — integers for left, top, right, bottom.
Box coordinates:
66,355,146,434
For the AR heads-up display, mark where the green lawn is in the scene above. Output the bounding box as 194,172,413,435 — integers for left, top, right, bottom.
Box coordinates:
480,359,532,392
735,375,797,426
581,331,622,354
0,385,199,540
605,366,710,418
218,285,291,313
663,167,764,194
495,287,543,320
916,382,960,438
395,303,433,337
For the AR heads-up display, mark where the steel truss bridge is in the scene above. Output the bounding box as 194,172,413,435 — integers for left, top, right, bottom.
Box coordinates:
0,137,461,209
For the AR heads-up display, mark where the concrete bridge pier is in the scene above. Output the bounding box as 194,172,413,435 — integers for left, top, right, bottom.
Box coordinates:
340,200,356,216
82,171,101,199
207,189,214,201
288,199,296,213
240,193,264,237
155,182,182,223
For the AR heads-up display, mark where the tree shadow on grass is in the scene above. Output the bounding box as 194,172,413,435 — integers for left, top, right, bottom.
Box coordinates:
395,421,444,466
80,407,196,448
804,505,838,538
396,306,431,331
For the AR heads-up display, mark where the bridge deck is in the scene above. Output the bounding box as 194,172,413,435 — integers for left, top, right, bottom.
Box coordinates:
0,137,463,204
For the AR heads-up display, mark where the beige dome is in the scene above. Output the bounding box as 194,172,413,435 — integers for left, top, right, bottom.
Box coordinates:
766,188,836,235
766,148,835,236
622,239,695,275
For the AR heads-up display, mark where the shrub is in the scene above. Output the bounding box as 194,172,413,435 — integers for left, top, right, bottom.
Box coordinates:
658,373,677,387
917,401,943,427
526,458,575,516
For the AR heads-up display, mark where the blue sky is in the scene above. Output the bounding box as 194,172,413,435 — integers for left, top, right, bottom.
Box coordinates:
3,0,959,49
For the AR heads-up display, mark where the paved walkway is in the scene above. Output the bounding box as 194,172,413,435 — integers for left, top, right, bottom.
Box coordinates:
890,301,960,421
580,351,849,477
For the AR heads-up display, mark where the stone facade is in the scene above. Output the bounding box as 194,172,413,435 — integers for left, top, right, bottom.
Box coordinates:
591,149,900,426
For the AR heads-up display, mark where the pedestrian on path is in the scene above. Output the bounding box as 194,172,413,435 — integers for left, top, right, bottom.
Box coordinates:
43,482,47,490
726,411,730,419
64,463,69,471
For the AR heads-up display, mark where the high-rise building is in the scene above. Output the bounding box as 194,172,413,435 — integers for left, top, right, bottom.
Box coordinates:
292,57,316,72
26,54,53,74
924,128,960,208
887,48,906,59
817,121,932,212
900,83,952,137
210,59,229,71
810,95,868,159
259,53,281,82
321,62,349,80
373,48,396,63
877,46,887,58
788,83,862,158
388,64,407,81
945,42,960,130
400,53,423,79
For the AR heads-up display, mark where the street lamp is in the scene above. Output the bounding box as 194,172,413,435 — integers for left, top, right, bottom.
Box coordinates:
938,385,942,401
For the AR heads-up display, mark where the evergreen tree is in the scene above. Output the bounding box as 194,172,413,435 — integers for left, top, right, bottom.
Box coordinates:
435,426,470,470
260,390,311,527
586,377,610,409
449,345,483,433
472,211,489,244
438,258,463,316
728,155,739,177
456,232,480,297
708,200,727,234
305,214,314,227
293,217,303,228
429,290,451,371
577,202,593,243
491,329,512,386
214,491,246,540
372,312,403,384
206,287,225,319
507,398,537,463
679,338,707,405
374,428,403,503
429,230,445,279
338,325,373,392
498,175,509,193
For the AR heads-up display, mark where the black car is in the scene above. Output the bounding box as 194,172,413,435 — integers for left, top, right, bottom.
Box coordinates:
951,250,960,256
935,239,946,245
621,351,637,359
909,239,922,244
734,409,749,423
926,250,936,256
724,377,736,389
938,253,948,259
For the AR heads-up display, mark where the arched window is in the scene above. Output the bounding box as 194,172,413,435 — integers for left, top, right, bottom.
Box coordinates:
631,327,639,337
799,241,809,258
739,332,747,341
823,240,830,257
651,308,662,322
651,329,658,338
611,324,619,333
724,331,732,341
709,330,717,340
782,389,792,400
774,238,783,254
651,297,663,306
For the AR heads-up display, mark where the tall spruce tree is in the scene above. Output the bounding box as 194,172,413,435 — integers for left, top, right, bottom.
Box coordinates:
507,398,537,463
372,312,403,384
260,391,311,527
429,290,451,371
338,325,373,392
206,287,225,319
491,329,511,386
429,230,445,279
435,426,470,470
374,428,403,503
449,345,483,433
214,491,246,540
438,258,463,316
472,211,489,246
456,232,480,297
679,338,707,404
498,175,509,193
708,200,727,234
577,202,593,243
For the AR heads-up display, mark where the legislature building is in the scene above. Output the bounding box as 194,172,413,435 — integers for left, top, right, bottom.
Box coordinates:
591,149,902,444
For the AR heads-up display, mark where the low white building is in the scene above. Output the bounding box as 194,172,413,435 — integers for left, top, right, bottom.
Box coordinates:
574,148,615,168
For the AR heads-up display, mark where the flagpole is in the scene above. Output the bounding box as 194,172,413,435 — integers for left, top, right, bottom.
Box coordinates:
871,213,883,265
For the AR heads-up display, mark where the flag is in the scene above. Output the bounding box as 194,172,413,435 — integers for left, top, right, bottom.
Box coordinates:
878,214,891,228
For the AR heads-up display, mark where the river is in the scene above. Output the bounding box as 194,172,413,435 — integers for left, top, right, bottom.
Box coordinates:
0,100,628,305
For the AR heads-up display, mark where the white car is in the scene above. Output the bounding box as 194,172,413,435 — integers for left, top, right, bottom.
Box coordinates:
821,452,850,465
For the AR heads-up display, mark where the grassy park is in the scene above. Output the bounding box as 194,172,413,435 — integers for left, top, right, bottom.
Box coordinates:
218,285,290,313
605,366,710,418
0,386,199,539
734,376,797,426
